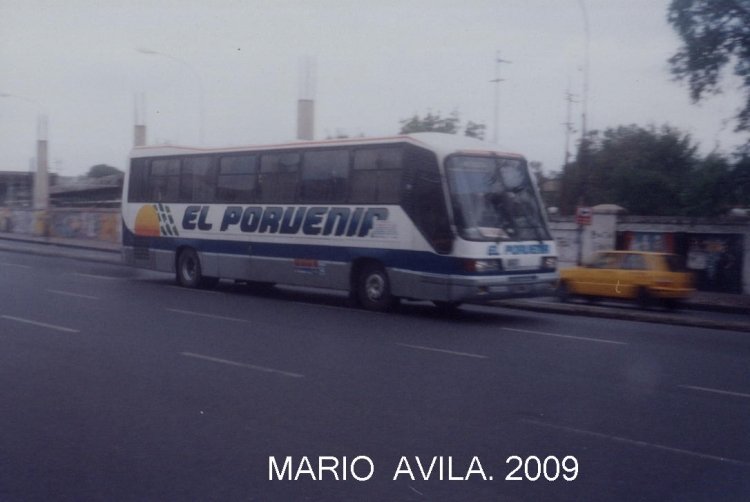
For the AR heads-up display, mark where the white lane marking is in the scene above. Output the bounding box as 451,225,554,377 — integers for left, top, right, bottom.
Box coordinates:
522,419,750,467
46,289,100,300
1,315,79,333
166,308,251,324
408,485,424,496
679,385,750,400
287,301,392,316
397,343,489,359
72,272,123,281
181,352,304,378
502,327,627,346
0,262,32,269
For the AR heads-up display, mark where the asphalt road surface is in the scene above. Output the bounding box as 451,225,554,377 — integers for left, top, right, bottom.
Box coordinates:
1,250,749,501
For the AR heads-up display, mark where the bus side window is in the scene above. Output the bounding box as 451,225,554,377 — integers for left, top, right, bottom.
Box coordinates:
300,149,349,203
150,158,180,202
259,152,300,203
217,155,258,203
350,147,403,204
127,159,149,202
181,156,216,203
402,146,452,254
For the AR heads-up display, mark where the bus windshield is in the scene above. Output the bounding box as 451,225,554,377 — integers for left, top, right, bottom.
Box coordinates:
446,155,550,242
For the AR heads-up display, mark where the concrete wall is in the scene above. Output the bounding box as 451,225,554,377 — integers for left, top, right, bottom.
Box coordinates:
0,207,121,243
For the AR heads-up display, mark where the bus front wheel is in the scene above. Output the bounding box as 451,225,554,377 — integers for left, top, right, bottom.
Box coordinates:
357,263,395,312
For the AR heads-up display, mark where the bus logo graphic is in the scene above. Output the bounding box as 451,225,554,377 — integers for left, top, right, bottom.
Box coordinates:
134,203,179,237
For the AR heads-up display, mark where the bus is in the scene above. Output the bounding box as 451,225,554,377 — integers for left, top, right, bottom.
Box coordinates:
121,132,557,311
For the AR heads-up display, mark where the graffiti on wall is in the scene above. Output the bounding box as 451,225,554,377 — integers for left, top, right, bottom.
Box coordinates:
0,207,120,243
0,208,34,234
48,211,120,242
624,232,675,253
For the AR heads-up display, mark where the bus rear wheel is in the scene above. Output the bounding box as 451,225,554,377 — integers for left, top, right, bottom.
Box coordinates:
357,263,395,312
177,248,217,289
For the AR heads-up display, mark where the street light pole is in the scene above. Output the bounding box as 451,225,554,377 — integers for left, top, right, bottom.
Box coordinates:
490,51,511,144
137,48,205,144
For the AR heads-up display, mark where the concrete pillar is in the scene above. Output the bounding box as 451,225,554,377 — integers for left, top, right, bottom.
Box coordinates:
580,204,623,262
134,93,147,147
134,124,147,147
33,115,49,236
297,56,316,141
297,99,314,141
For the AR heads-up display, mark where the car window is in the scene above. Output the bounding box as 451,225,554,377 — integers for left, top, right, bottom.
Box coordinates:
591,253,620,269
622,254,647,270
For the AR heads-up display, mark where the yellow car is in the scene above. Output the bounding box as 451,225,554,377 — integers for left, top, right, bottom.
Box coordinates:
557,251,694,309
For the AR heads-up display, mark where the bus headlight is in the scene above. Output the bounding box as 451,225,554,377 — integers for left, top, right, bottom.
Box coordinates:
541,256,557,271
464,259,503,273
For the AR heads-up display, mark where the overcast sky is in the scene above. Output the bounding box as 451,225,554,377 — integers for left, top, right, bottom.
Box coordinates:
0,0,746,176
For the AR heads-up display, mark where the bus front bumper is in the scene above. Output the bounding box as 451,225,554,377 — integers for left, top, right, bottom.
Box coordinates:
448,274,558,303
390,269,559,304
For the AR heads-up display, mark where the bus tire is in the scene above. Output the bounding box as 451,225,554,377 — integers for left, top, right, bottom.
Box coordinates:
357,263,395,312
176,248,216,289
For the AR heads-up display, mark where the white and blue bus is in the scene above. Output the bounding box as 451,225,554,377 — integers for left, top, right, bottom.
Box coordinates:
121,133,557,311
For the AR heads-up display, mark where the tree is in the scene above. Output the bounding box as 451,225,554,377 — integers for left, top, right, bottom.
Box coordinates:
464,121,486,140
399,111,460,134
681,153,733,216
668,0,750,133
398,111,485,138
559,124,701,215
728,153,750,207
87,164,123,178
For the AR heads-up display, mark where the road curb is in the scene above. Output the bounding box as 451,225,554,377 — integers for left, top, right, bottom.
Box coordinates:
0,240,121,265
494,299,750,333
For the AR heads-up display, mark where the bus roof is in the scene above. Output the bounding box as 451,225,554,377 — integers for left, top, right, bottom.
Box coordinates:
129,132,524,161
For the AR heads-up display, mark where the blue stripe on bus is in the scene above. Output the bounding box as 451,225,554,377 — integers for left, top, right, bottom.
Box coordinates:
122,224,548,277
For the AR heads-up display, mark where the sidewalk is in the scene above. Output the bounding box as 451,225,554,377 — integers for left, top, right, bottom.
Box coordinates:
0,232,120,264
0,231,747,322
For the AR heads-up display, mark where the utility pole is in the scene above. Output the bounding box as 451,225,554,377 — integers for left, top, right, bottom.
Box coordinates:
490,51,511,144
578,0,590,141
563,89,578,167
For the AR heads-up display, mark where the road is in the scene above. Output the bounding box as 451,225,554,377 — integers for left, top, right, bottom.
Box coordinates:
1,249,749,501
